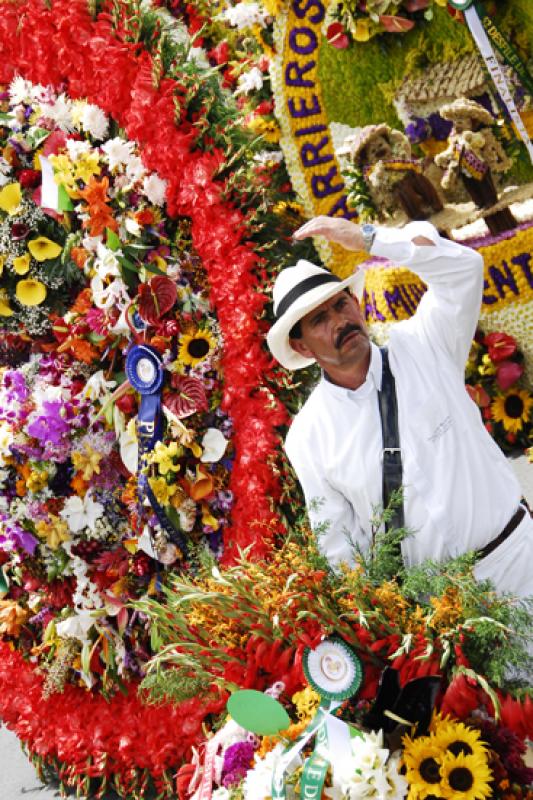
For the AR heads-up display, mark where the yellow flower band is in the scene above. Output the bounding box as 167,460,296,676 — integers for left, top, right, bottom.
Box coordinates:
363,225,533,324
272,0,362,273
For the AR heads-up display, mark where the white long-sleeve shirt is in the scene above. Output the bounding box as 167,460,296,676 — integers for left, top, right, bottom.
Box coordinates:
285,222,532,595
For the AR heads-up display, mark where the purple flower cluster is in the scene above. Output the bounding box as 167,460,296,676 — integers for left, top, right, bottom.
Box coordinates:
221,741,255,787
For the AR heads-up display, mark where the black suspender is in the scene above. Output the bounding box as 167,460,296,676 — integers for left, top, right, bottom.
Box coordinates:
377,348,405,535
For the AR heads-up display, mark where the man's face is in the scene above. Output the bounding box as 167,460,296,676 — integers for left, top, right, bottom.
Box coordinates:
290,290,370,372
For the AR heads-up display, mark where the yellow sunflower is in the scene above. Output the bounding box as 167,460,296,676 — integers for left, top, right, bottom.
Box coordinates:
403,734,444,798
178,329,217,367
440,751,492,800
431,718,487,762
491,389,533,434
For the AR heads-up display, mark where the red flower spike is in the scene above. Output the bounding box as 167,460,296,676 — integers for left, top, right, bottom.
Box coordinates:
163,376,208,419
137,276,177,325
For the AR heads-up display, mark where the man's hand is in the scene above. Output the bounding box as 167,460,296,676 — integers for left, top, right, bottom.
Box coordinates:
293,216,365,252
293,216,436,250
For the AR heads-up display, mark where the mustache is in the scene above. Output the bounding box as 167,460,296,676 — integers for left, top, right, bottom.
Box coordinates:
335,323,361,348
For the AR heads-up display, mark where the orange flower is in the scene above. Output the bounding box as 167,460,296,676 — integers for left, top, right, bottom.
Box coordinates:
0,601,29,635
70,247,89,269
79,175,118,238
71,288,94,315
57,337,100,363
70,472,88,497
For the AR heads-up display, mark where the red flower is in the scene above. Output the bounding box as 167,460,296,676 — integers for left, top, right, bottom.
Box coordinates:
18,168,41,188
326,22,350,49
484,332,517,363
466,383,490,407
495,360,523,391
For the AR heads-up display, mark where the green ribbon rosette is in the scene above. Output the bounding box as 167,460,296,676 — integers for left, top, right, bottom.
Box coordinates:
271,637,364,800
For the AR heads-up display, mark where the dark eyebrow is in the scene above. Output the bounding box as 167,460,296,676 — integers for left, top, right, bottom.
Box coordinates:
309,308,327,325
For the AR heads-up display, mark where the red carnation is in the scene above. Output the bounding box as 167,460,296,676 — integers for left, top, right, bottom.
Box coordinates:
18,169,40,188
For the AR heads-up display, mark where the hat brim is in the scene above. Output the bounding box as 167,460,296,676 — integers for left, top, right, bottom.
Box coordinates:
267,271,363,370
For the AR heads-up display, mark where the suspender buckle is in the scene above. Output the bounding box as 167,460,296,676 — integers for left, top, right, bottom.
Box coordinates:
382,447,401,460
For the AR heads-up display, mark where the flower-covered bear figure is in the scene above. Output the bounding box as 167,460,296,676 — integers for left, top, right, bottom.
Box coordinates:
435,97,516,235
338,123,443,222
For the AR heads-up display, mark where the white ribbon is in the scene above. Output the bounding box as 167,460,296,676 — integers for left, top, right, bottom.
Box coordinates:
464,5,533,164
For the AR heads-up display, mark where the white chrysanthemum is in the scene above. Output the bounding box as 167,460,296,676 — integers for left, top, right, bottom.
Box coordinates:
236,66,264,95
0,159,12,186
142,173,167,206
125,154,147,183
66,138,92,160
81,103,109,140
41,94,75,131
102,137,136,171
222,1,267,29
60,491,104,533
9,76,33,105
243,744,288,800
30,83,53,105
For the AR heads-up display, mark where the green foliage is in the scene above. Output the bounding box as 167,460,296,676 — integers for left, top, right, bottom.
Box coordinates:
317,6,474,129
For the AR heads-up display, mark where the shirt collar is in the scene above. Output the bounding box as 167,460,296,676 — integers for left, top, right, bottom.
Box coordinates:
321,342,382,401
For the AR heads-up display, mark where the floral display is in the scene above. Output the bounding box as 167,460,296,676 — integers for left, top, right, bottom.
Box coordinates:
0,0,532,798
466,329,533,452
139,517,533,800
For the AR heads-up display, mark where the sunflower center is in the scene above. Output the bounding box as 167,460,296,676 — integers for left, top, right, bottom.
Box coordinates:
448,767,474,792
187,337,210,359
447,741,473,757
504,395,524,419
420,758,441,784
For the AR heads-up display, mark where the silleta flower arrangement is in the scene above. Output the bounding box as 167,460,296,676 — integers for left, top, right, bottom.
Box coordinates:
0,76,236,692
138,517,533,800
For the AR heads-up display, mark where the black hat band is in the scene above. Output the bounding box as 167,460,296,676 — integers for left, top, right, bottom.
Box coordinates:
275,273,341,320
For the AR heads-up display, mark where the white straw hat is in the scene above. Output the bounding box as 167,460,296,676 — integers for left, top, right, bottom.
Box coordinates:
267,259,362,370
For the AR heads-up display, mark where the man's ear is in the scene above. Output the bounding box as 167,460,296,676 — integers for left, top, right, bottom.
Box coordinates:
289,337,314,359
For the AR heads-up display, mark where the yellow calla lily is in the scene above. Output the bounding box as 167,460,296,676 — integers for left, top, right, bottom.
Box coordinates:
13,253,31,275
354,18,370,42
0,256,4,277
16,279,47,306
0,291,13,317
28,236,63,262
0,182,22,215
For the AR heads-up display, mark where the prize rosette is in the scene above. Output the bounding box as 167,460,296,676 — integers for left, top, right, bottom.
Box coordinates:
303,637,363,703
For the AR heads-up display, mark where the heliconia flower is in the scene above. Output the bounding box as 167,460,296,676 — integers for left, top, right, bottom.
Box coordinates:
0,181,22,216
27,236,62,262
12,253,30,275
15,279,47,306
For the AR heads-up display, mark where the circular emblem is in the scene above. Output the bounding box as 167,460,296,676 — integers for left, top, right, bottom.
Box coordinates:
125,345,164,395
447,0,473,8
303,638,363,702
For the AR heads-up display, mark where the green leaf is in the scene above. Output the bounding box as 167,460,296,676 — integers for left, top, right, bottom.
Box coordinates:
58,185,74,211
142,260,166,276
165,506,182,532
81,641,91,677
106,228,121,251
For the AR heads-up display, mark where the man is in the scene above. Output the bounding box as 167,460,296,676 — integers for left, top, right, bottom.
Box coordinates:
267,216,533,597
